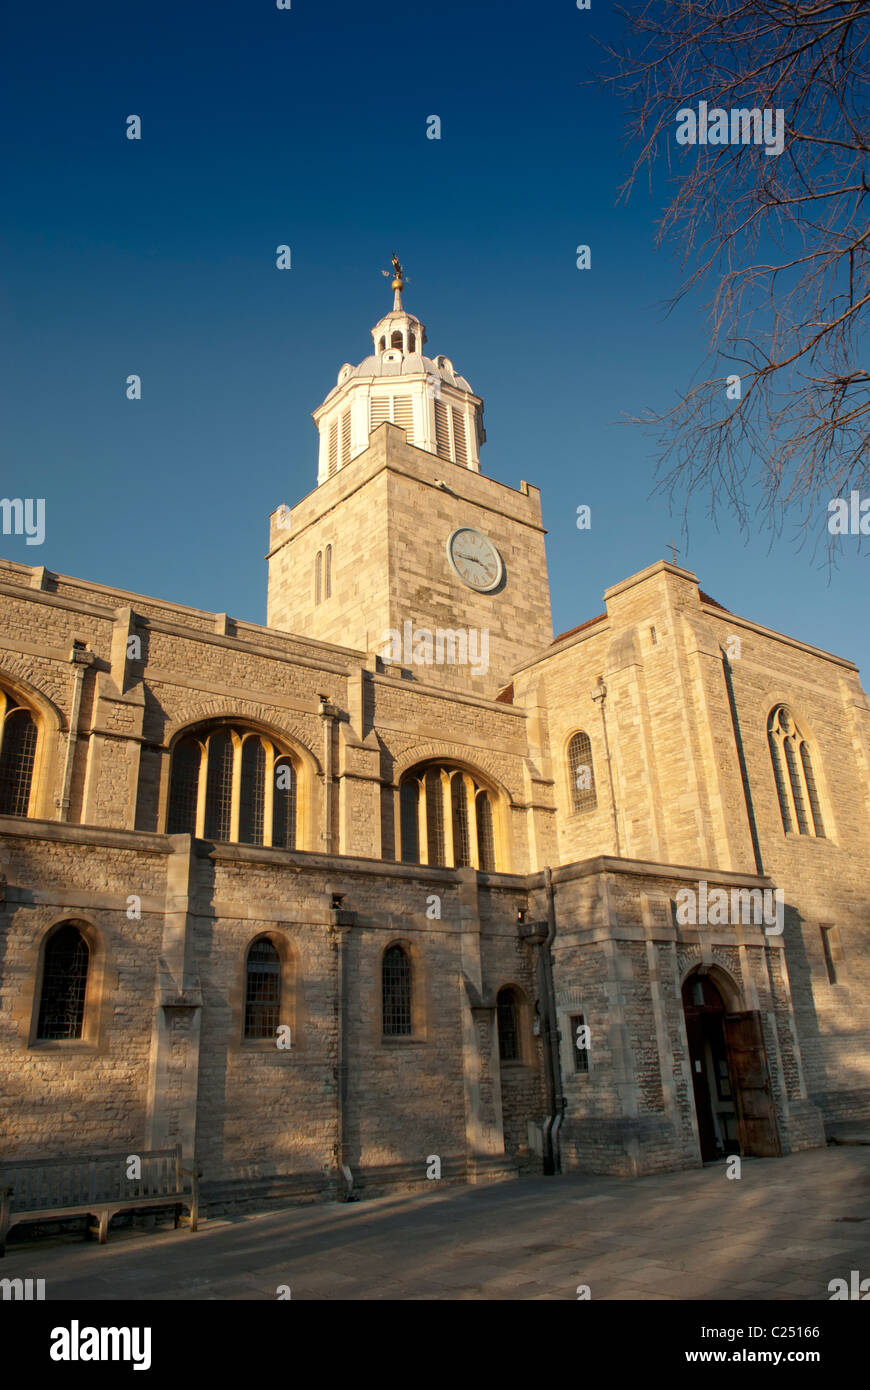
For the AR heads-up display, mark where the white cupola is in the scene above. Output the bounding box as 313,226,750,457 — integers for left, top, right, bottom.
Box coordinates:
312,257,486,484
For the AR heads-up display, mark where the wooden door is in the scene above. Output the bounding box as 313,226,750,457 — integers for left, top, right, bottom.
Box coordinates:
724,1011,781,1157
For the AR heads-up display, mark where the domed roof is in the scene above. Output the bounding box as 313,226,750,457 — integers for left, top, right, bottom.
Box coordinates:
319,257,476,406
324,351,473,404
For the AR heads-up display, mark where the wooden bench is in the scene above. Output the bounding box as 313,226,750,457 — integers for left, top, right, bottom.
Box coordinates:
0,1145,199,1255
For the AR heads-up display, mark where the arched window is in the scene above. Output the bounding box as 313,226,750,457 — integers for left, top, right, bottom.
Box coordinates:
382,944,412,1036
400,779,419,863
272,757,297,849
244,937,281,1040
239,737,267,845
476,792,496,872
391,330,403,351
768,706,825,837
167,736,201,835
0,701,38,817
400,762,500,869
497,986,521,1062
37,923,89,1040
567,731,597,814
167,726,301,848
324,544,332,599
425,767,445,865
451,773,470,867
408,332,416,353
379,336,386,352
315,550,323,605
203,729,234,842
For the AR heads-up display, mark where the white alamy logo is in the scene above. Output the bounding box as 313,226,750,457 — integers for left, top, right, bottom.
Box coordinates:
675,102,785,156
0,498,45,545
381,621,490,677
0,1277,45,1300
829,1270,870,1300
827,491,870,535
675,881,784,935
50,1321,152,1371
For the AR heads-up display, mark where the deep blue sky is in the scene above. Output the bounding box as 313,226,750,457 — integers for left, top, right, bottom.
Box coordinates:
3,0,866,678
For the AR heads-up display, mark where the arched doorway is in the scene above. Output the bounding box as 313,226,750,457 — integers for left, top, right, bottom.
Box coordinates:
681,968,781,1162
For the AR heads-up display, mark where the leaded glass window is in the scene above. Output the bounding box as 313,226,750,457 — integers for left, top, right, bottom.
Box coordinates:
768,706,825,837
37,924,89,1040
497,986,520,1061
0,705,37,817
273,758,296,849
204,730,234,841
382,945,411,1036
476,792,496,872
168,726,299,848
239,737,266,846
568,731,597,814
398,763,499,870
167,738,201,835
244,937,281,1040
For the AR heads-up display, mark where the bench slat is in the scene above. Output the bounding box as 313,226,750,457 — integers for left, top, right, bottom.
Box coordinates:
1,1148,196,1219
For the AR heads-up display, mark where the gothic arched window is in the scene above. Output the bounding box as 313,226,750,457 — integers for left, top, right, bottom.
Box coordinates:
382,944,412,1036
400,779,419,864
167,736,202,835
0,700,38,818
567,731,597,814
244,937,281,1040
204,729,234,842
768,706,825,837
497,986,521,1062
272,757,297,850
167,726,301,848
324,544,332,599
399,763,500,870
315,550,323,605
451,773,470,867
476,792,496,872
37,923,90,1040
239,737,267,845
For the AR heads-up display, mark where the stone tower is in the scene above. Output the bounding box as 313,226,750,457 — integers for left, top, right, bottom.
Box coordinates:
266,260,554,696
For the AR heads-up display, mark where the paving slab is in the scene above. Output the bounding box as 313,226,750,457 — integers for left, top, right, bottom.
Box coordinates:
5,1146,869,1301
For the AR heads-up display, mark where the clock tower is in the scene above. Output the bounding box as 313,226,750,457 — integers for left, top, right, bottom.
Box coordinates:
266,262,554,696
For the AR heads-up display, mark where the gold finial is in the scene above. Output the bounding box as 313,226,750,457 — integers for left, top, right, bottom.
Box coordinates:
381,253,406,309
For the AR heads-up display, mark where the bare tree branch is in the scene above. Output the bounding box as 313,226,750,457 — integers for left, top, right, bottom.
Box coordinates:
596,1,870,559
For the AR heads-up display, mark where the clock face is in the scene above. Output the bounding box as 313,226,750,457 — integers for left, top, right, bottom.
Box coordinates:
446,527,504,592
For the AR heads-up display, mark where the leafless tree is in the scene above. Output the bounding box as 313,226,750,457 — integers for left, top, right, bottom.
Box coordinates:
597,1,870,556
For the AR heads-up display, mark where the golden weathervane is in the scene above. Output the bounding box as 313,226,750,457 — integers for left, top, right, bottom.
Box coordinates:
382,253,405,291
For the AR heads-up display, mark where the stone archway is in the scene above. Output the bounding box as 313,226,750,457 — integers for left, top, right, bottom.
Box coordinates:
681,965,781,1162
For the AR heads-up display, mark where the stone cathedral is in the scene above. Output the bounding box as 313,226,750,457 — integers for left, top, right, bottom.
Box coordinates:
1,262,869,1218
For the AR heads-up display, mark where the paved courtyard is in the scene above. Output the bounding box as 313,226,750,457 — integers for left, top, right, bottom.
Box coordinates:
6,1147,870,1300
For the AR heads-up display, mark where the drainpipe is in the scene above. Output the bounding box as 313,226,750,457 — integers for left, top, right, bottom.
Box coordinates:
543,867,565,1174
58,643,93,821
525,867,567,1173
318,695,335,855
331,897,357,1200
592,676,621,855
